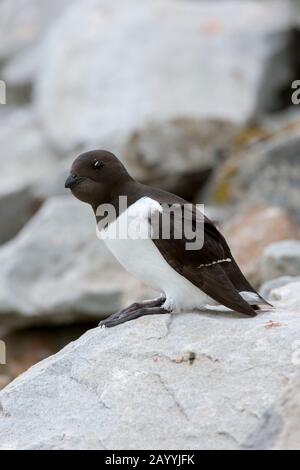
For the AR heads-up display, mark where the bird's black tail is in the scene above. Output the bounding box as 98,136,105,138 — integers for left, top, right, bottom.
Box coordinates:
222,258,273,308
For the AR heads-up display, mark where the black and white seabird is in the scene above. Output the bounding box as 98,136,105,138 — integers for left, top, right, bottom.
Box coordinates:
65,150,271,327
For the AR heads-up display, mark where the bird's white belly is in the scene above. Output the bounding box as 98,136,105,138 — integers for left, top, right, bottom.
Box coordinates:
97,197,213,311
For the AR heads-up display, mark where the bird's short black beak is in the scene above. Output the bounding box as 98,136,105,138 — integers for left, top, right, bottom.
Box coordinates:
65,174,79,189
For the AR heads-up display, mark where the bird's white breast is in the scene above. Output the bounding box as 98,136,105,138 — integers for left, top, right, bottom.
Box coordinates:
97,197,213,311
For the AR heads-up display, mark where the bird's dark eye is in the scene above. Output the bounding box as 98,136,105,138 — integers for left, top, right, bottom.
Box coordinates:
93,160,104,170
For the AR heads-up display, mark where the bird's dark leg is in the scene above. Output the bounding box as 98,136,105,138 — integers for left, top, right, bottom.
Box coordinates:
99,296,168,328
104,296,166,320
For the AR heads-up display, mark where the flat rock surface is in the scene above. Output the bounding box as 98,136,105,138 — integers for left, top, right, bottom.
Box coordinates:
244,373,300,449
0,306,299,449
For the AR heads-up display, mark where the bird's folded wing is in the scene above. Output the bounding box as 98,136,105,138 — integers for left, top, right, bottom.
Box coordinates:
150,203,230,267
150,203,256,316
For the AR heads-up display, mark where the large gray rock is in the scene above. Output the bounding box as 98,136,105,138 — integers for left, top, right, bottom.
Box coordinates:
2,44,41,89
268,279,300,310
0,0,72,60
208,131,300,221
0,196,150,327
0,186,35,246
0,306,299,449
0,108,59,194
260,275,300,300
260,240,300,283
236,135,300,221
0,108,60,243
0,0,73,105
34,0,292,154
244,374,300,450
124,118,239,179
124,117,239,198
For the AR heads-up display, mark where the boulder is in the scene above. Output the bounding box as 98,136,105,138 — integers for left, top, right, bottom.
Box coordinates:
0,0,73,104
244,374,300,449
124,118,240,197
34,0,292,154
221,205,300,287
0,108,59,194
0,186,36,246
0,306,299,449
260,275,300,300
209,131,300,222
0,108,61,243
0,322,95,386
260,240,300,283
2,45,41,89
0,196,151,327
267,279,300,310
0,0,72,61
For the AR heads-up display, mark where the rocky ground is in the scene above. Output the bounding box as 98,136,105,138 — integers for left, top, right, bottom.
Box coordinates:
1,0,300,450
0,305,299,450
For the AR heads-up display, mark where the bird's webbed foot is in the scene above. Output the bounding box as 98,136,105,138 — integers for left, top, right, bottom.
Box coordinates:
99,296,168,328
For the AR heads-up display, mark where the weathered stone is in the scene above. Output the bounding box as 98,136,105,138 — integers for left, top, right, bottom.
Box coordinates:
0,306,299,449
0,108,59,194
0,323,97,385
34,0,292,154
260,240,300,283
125,117,239,177
0,0,72,60
0,108,60,243
260,276,300,300
244,374,300,450
0,196,151,327
2,44,40,88
221,206,300,287
0,186,35,245
268,279,300,310
123,117,241,199
209,132,300,221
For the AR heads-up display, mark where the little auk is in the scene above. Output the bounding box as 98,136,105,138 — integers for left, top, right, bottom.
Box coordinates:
65,150,271,327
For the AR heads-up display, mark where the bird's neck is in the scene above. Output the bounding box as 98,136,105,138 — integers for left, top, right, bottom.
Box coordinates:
92,178,143,222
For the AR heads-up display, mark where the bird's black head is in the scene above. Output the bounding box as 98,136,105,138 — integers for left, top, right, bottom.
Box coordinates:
65,150,132,207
